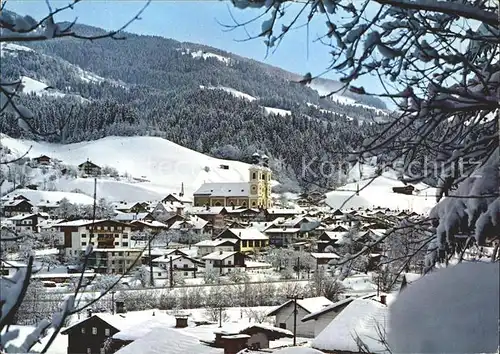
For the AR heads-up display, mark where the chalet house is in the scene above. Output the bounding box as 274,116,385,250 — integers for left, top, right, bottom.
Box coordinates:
266,296,333,338
264,208,300,221
311,298,388,353
112,201,149,214
164,214,185,228
194,238,238,257
190,206,227,225
202,250,246,275
33,155,51,165
310,252,341,268
61,314,122,354
7,213,49,233
211,324,293,350
151,252,203,278
55,219,132,258
2,198,33,217
216,228,269,254
78,159,102,176
225,207,264,221
301,294,377,337
36,200,62,213
161,192,192,206
264,227,301,247
169,217,210,236
317,231,346,252
114,212,155,223
129,220,168,233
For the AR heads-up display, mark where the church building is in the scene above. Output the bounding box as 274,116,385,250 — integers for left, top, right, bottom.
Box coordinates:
193,154,273,209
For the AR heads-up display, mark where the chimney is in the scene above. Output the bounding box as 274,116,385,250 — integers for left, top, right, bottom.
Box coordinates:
87,309,92,318
219,250,223,255
175,315,188,328
115,301,126,314
222,334,250,354
380,295,387,305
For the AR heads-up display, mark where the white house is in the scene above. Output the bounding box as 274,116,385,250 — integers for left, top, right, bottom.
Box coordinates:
201,251,246,275
266,296,333,338
151,253,202,278
55,219,133,257
194,238,237,257
311,298,389,353
7,213,49,233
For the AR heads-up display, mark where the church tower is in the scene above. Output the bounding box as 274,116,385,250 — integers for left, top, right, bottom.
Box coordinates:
248,153,273,209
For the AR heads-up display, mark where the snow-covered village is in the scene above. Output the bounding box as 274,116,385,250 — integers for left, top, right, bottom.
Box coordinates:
0,1,499,354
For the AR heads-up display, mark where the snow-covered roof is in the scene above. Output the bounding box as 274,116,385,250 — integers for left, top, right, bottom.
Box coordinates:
301,294,376,322
194,182,250,197
115,327,220,354
130,220,168,228
191,206,226,215
8,213,46,221
3,199,32,207
195,238,237,247
226,228,268,240
266,208,301,215
321,231,346,240
170,217,208,230
111,314,175,341
312,298,388,353
201,251,237,261
114,212,151,221
273,348,325,354
268,297,333,316
310,252,340,260
37,218,66,228
264,228,301,234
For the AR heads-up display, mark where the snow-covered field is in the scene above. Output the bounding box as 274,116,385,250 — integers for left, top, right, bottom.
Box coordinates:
3,188,95,205
1,134,256,202
325,163,437,214
263,106,292,117
199,85,256,101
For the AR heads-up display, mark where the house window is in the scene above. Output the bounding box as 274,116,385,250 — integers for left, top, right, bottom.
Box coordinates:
183,264,188,268
242,240,248,247
115,242,119,246
279,323,286,329
92,327,97,335
104,328,110,336
123,242,128,247
184,272,188,276
123,234,128,239
249,240,254,247
81,328,85,334
228,260,232,265
82,242,87,246
252,172,256,179
158,273,162,277
82,234,86,238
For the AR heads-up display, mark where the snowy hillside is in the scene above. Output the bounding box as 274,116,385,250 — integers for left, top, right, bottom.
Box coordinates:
1,135,257,202
325,163,437,214
3,189,95,205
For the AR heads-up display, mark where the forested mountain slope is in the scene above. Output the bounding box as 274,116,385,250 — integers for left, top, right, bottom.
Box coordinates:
1,19,388,190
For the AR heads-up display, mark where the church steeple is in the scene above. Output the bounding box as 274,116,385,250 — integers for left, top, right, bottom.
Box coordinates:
180,182,184,197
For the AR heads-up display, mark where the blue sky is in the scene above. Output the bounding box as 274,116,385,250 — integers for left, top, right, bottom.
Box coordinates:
7,0,382,92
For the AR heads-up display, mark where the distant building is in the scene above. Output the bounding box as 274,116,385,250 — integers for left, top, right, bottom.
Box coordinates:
33,155,51,165
7,213,49,233
216,228,269,254
202,250,246,275
2,198,33,217
193,165,272,209
78,159,102,176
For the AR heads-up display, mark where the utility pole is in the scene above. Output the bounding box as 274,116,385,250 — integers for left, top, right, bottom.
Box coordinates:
111,291,116,315
287,294,304,346
296,257,300,280
148,231,154,287
169,256,174,288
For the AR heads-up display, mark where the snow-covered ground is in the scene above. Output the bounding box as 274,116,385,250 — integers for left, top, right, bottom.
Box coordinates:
1,134,259,202
19,76,66,98
3,188,95,205
263,107,292,117
199,85,256,101
189,49,232,65
325,163,437,214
